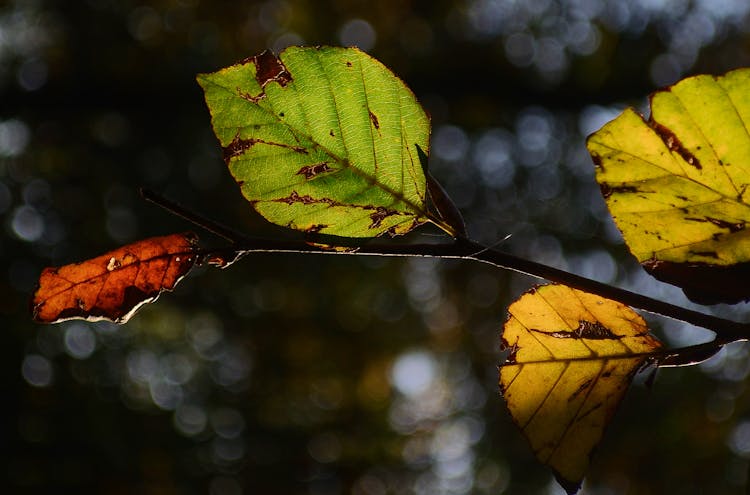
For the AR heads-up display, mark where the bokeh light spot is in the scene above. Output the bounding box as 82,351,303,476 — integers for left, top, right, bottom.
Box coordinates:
390,350,437,397
210,407,245,439
63,323,97,359
433,125,470,162
106,206,138,242
339,19,376,51
162,353,194,385
187,312,224,358
173,404,207,436
728,420,750,458
22,354,53,387
212,437,245,463
473,129,516,189
0,119,30,157
504,32,536,67
11,205,44,241
271,32,305,53
210,347,251,388
150,378,183,410
127,349,159,383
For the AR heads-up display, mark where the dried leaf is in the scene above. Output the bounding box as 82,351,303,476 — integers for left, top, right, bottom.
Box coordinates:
32,233,199,324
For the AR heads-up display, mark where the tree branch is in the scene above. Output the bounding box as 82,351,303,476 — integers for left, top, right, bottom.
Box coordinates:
141,189,750,345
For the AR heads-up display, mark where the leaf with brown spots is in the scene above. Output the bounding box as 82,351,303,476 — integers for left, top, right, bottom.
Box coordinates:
197,46,462,239
587,68,750,303
500,284,662,494
31,233,199,324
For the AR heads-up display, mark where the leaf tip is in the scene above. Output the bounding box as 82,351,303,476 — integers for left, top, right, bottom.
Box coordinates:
555,473,583,495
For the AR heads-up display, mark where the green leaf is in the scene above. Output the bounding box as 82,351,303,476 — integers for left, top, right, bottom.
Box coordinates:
500,284,662,494
587,68,750,303
197,46,462,238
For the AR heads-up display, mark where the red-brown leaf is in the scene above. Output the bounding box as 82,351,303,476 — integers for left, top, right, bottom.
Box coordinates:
31,232,200,324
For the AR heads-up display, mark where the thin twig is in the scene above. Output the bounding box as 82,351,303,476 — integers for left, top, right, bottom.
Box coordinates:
140,188,251,244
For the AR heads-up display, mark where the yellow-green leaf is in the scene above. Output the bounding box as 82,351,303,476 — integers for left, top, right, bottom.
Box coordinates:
500,284,662,494
197,46,463,239
587,68,750,303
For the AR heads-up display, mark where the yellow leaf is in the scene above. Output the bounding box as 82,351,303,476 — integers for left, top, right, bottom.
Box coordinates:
586,68,750,303
499,284,662,494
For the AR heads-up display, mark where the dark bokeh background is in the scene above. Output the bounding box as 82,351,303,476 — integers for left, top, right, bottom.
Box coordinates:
4,1,750,494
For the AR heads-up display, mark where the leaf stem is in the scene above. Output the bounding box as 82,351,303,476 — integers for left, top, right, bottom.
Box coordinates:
142,189,750,344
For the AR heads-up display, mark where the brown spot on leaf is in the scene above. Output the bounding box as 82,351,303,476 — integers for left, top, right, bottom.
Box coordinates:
369,206,398,229
304,224,327,233
369,110,380,130
274,191,324,205
684,216,745,233
223,136,258,160
689,250,719,259
223,135,308,161
238,88,264,104
296,162,333,180
707,217,745,233
576,320,620,339
252,50,292,88
651,121,702,169
533,320,620,340
590,153,604,171
499,336,520,366
600,183,639,199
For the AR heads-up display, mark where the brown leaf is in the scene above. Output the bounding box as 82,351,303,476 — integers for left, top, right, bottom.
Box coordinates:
31,233,200,324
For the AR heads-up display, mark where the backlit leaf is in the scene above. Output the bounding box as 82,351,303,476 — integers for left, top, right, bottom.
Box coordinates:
32,233,199,324
500,284,662,494
197,46,463,238
587,68,750,303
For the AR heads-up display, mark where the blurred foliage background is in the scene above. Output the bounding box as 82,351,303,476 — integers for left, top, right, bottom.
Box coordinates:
4,0,750,493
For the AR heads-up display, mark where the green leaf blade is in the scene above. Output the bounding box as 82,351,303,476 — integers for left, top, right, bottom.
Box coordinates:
198,46,453,238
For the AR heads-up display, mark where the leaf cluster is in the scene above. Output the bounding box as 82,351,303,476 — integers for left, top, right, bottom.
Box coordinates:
30,46,750,493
